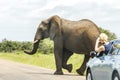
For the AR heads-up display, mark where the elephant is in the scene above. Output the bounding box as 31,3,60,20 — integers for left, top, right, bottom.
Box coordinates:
24,15,100,75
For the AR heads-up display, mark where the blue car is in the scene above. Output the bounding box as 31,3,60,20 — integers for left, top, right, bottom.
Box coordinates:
86,39,120,80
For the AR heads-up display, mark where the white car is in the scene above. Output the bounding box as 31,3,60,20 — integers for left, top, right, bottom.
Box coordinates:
86,39,120,80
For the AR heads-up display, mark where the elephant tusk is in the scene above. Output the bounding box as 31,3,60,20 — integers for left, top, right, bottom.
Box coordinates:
33,40,39,44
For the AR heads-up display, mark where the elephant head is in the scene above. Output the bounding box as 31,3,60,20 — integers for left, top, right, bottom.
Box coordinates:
24,15,61,55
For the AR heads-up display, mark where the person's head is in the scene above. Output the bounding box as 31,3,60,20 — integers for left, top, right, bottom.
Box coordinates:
99,33,108,44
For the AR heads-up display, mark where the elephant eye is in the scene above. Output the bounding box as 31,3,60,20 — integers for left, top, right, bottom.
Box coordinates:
42,21,48,26
39,26,47,31
43,23,48,26
39,28,43,31
38,26,43,31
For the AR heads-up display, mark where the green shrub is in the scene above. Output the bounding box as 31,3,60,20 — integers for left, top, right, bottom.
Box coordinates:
0,39,16,52
21,42,32,50
0,39,32,53
38,38,54,54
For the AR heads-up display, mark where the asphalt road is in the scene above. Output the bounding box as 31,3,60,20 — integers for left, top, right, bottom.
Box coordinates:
0,59,85,80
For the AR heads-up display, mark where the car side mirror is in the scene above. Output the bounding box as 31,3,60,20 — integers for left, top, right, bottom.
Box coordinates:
90,51,97,58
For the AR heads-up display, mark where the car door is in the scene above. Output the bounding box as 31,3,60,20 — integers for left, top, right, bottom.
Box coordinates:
92,55,112,80
92,56,106,80
98,47,120,80
99,55,112,80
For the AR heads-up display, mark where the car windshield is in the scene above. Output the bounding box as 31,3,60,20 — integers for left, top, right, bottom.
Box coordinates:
110,43,120,55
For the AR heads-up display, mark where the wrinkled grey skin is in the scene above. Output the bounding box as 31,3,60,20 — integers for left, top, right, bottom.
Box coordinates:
24,15,100,75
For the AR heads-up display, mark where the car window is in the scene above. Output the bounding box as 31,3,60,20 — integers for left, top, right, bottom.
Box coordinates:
108,39,120,55
117,49,120,54
111,47,120,55
111,48,118,54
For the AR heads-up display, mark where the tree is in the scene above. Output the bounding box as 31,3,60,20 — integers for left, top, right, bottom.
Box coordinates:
99,27,117,41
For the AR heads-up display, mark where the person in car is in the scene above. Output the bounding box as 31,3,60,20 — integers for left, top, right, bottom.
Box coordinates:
95,33,113,56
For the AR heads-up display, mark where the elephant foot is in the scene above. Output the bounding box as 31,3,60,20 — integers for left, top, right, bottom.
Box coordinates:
67,64,73,73
54,71,63,75
76,69,84,75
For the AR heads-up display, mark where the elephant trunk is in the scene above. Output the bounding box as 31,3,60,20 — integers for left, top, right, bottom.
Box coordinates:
24,39,40,55
24,27,43,55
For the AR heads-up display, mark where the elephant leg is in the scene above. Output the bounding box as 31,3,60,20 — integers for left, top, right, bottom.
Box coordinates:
54,38,63,75
76,54,90,75
62,48,73,73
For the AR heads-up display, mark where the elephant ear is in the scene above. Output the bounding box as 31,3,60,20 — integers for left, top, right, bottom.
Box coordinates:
49,15,61,40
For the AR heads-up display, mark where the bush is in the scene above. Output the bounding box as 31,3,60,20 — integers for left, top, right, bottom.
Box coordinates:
0,38,54,54
0,39,16,52
0,39,32,53
21,42,32,50
38,38,54,54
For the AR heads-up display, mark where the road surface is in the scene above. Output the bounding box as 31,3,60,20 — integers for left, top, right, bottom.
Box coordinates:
0,59,85,80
